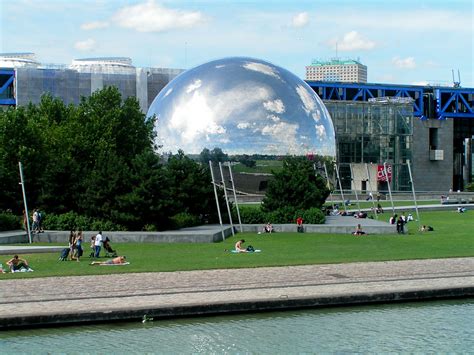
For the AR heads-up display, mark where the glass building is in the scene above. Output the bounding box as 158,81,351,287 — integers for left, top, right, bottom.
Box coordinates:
324,99,413,192
0,53,183,113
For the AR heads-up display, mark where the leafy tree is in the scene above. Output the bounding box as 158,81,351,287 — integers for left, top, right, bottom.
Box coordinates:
261,156,329,212
0,87,224,230
238,154,256,168
200,147,228,164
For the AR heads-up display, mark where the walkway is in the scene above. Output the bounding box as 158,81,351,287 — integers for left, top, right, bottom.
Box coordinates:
0,257,473,329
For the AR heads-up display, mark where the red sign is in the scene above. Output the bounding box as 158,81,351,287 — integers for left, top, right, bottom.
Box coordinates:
377,164,392,182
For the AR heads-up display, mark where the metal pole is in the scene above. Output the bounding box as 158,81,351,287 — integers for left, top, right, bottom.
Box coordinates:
334,163,347,213
18,162,32,244
349,163,361,213
323,163,336,210
364,163,378,220
219,162,235,236
384,162,395,215
209,161,225,241
407,161,421,232
227,162,242,233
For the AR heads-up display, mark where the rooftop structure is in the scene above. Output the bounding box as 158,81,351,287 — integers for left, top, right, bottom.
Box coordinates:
70,57,135,73
0,52,40,68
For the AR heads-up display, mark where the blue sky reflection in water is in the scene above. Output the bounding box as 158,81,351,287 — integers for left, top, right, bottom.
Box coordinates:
0,299,473,353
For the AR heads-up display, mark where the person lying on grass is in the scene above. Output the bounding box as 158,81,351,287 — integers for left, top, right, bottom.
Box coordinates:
90,256,127,265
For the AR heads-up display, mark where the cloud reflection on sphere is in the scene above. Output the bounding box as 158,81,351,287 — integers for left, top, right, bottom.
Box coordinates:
147,57,336,158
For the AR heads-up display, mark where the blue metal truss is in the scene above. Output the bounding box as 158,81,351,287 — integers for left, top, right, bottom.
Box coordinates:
0,69,15,106
306,81,474,120
306,81,424,118
435,88,474,119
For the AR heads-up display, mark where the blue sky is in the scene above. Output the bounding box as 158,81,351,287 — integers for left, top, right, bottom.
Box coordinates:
1,0,473,87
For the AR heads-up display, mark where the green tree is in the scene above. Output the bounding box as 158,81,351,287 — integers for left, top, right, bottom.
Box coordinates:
166,150,222,225
261,156,329,212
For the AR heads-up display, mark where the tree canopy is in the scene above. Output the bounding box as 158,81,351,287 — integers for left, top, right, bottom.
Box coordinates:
0,87,222,230
261,156,329,212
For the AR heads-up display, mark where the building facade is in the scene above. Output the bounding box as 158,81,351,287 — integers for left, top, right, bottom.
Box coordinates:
0,53,183,113
306,59,367,83
308,81,474,192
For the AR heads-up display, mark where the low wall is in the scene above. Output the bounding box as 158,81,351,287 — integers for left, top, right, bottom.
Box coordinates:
241,224,396,235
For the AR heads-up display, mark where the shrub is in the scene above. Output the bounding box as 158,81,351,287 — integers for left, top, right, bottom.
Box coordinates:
266,206,297,223
238,206,267,224
295,208,325,224
169,212,201,230
465,183,474,192
0,212,21,231
91,219,127,232
143,224,158,232
43,212,126,231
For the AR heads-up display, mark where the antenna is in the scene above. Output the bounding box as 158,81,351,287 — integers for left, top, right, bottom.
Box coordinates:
452,69,461,88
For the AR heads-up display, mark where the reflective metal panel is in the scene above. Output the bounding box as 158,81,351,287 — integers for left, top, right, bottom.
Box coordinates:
148,57,336,158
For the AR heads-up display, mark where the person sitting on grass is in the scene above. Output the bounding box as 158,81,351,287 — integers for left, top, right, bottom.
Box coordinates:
90,256,127,265
6,255,33,272
263,222,274,233
352,224,366,236
234,239,248,253
296,216,304,233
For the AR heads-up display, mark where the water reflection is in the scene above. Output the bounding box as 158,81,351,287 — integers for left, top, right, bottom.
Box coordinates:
1,299,473,353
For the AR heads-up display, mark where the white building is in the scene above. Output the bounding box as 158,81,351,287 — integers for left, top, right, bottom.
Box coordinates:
306,58,367,83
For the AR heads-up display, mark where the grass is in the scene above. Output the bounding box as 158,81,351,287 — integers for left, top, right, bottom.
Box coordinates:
1,211,473,279
231,160,283,174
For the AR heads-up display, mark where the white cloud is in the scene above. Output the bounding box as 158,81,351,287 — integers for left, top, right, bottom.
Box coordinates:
169,91,225,143
327,31,376,51
291,12,309,28
243,62,281,80
186,79,202,93
74,38,96,51
81,21,109,30
237,122,250,129
392,56,416,69
113,0,205,33
261,121,300,153
263,99,285,114
315,125,326,140
296,84,315,114
163,88,173,97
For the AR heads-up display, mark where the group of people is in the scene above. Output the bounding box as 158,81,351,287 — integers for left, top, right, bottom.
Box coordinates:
389,212,413,234
261,217,305,234
23,208,44,234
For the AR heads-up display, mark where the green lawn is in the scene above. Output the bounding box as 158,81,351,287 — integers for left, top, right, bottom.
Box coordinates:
232,160,283,174
1,211,473,279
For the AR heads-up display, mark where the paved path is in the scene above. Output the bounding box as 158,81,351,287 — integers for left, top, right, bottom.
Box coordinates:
1,257,473,329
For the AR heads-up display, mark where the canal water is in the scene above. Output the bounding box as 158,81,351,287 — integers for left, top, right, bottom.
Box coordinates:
1,299,472,353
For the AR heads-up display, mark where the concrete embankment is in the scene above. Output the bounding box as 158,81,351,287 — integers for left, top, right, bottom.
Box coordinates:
0,258,473,329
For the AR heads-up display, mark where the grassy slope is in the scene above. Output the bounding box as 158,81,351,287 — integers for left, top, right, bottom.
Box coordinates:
1,211,473,279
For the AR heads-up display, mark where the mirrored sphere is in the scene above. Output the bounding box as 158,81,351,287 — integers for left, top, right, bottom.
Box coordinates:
147,57,336,158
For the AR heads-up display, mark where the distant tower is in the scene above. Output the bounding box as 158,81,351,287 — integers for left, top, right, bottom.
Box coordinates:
306,58,367,83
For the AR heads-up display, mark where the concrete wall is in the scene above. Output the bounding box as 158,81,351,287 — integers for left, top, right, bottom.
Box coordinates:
412,118,453,191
